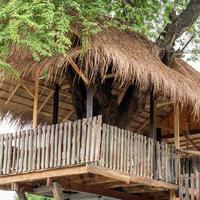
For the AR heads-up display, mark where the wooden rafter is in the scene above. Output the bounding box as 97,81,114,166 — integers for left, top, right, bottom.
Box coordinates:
22,79,70,99
145,101,174,109
22,83,34,98
68,59,89,85
118,84,129,105
4,83,22,106
62,108,74,122
37,90,54,114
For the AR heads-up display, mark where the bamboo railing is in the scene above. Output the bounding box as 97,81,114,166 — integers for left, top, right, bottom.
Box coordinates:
99,124,177,184
0,116,102,174
179,171,200,200
0,116,177,184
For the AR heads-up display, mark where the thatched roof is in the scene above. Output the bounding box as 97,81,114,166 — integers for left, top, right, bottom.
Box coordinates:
0,27,200,127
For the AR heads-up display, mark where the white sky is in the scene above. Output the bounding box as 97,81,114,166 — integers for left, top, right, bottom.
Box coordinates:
0,61,199,200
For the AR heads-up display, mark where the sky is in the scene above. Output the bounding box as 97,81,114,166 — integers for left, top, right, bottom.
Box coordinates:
0,61,199,200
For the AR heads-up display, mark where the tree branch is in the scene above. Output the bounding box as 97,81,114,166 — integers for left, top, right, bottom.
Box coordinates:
157,0,200,50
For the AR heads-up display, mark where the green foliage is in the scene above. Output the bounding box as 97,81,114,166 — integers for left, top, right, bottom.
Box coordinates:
26,193,53,200
14,193,53,200
0,0,199,72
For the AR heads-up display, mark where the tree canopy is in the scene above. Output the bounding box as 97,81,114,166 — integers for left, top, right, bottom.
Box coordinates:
0,0,199,73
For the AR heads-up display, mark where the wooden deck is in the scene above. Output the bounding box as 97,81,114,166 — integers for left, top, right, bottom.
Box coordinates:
0,116,178,199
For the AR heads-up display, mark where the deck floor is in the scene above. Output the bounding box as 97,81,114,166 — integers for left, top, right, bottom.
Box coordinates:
0,164,178,200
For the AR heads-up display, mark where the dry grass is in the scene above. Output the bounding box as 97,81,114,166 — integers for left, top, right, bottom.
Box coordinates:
0,27,200,123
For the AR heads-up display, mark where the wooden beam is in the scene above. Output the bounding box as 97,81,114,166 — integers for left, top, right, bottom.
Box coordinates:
184,135,200,151
52,182,64,200
37,90,54,114
87,165,178,190
145,101,173,109
0,166,88,185
68,59,89,85
4,83,22,106
22,83,34,98
174,103,180,149
33,72,39,129
118,84,129,105
62,108,74,122
52,84,59,124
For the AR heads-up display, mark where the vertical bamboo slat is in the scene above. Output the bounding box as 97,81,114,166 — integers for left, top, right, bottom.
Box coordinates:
71,121,77,164
7,133,12,174
76,120,81,163
28,129,33,171
95,116,102,162
37,128,41,170
57,123,63,166
54,124,59,167
0,135,3,175
67,121,72,165
50,124,55,167
81,119,87,163
12,132,17,173
23,131,28,172
45,126,50,169
62,122,67,166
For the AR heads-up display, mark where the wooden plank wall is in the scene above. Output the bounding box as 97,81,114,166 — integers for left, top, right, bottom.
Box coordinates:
0,116,102,175
179,171,200,200
99,124,177,184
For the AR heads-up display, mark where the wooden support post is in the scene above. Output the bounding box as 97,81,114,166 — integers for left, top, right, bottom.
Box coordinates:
52,84,59,124
169,190,176,200
150,90,157,140
86,86,94,118
52,182,64,200
174,103,180,149
32,71,39,129
16,191,27,200
150,88,157,179
174,103,180,184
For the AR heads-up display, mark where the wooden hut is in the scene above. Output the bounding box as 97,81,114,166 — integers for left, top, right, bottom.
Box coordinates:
0,28,200,200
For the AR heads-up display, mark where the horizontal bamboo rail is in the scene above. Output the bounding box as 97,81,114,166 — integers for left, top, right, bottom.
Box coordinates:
0,116,177,184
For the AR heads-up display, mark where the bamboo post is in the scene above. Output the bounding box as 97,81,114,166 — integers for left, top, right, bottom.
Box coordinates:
174,102,180,184
150,88,157,179
174,103,180,149
33,70,39,129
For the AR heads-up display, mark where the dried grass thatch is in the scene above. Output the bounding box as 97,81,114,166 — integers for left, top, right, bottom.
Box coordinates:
0,27,200,123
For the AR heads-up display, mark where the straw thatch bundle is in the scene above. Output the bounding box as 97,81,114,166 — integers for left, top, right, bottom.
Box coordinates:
0,27,200,125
